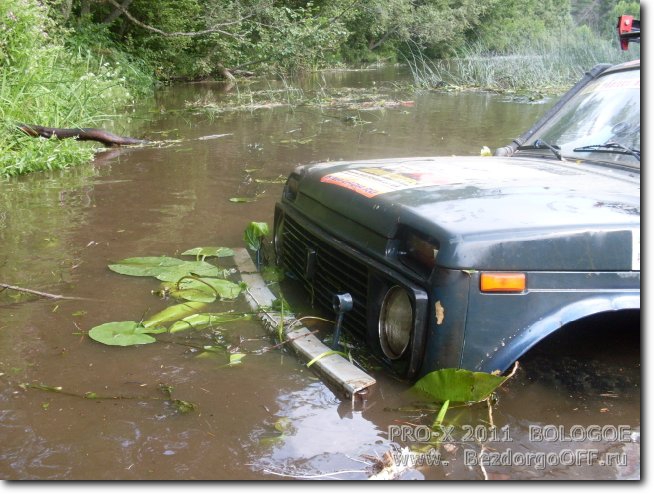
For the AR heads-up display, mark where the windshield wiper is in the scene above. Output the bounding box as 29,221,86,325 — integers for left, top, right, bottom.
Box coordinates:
573,142,640,161
517,139,562,160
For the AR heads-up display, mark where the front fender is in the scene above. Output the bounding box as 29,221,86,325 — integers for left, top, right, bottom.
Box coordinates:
469,294,640,374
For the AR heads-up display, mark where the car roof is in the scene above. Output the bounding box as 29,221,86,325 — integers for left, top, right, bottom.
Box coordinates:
603,59,640,73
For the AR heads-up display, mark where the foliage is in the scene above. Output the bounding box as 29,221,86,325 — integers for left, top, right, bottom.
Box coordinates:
182,247,235,260
108,256,221,280
39,0,631,83
88,243,250,352
411,367,513,427
412,368,508,404
160,277,243,303
474,0,573,54
243,222,270,252
83,241,297,383
407,23,639,93
142,301,207,328
88,321,166,346
169,312,253,333
338,0,500,63
0,0,150,177
571,0,641,38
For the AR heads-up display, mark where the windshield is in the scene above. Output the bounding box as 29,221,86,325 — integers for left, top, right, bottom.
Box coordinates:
521,67,640,168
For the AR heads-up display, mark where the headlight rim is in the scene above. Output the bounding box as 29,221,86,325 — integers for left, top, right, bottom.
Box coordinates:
378,285,414,360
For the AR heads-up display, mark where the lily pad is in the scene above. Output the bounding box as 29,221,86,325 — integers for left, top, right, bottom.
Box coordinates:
160,282,217,303
108,256,185,277
153,261,221,282
88,321,166,346
162,277,243,303
108,256,220,281
181,247,235,259
412,368,508,404
142,302,207,328
169,312,253,333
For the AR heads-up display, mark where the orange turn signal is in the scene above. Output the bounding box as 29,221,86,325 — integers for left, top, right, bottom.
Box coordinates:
480,272,526,293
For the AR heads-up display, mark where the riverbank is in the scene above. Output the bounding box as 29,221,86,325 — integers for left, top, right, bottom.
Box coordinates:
1,0,639,178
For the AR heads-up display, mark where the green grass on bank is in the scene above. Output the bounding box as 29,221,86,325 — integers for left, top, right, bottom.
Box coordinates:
0,0,152,178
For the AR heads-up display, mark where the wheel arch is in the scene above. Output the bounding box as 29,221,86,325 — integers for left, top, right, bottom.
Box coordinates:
475,294,640,374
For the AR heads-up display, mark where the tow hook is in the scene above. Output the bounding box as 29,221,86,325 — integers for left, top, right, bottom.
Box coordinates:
332,293,353,350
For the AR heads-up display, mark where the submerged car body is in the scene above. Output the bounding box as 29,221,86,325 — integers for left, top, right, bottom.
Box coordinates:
273,60,640,379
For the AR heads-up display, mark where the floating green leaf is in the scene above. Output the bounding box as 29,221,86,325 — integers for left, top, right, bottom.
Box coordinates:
108,256,185,277
412,368,508,404
181,247,235,259
228,353,246,366
108,257,220,281
153,261,221,282
162,277,243,303
169,312,252,333
159,383,174,398
172,399,198,414
160,282,217,303
142,302,207,328
88,321,166,346
259,416,292,445
244,221,270,252
184,277,242,298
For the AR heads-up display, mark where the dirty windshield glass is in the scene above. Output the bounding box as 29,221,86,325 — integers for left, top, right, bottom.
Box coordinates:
523,67,640,167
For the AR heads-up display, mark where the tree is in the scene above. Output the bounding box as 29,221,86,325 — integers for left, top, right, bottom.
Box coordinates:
570,0,640,37
475,0,574,53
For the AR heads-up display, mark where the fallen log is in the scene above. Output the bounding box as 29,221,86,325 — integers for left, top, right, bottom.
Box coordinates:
17,123,148,147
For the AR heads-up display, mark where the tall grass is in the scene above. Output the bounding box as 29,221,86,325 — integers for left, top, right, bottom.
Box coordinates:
407,27,640,93
0,0,151,177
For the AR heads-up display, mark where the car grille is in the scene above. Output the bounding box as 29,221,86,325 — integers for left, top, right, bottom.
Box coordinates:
281,215,369,337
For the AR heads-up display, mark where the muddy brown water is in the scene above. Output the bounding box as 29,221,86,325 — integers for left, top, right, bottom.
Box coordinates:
0,66,640,480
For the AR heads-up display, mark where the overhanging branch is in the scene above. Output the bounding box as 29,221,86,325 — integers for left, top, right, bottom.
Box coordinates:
101,0,252,39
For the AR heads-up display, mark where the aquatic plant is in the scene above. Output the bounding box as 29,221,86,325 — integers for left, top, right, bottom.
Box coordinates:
406,29,639,94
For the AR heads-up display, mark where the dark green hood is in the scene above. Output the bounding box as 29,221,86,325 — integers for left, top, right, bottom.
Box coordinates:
289,156,640,271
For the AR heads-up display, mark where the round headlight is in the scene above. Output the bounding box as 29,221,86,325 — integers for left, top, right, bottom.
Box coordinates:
378,286,413,360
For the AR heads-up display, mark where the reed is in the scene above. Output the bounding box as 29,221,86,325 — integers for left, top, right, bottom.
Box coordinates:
407,29,639,94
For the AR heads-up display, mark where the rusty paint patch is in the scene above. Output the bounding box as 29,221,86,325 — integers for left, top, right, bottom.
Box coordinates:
435,300,445,325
